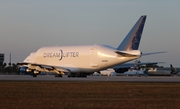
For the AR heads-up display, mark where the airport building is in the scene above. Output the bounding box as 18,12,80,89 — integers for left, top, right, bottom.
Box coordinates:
0,53,4,65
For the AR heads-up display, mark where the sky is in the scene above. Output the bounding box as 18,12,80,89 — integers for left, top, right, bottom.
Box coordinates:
0,0,180,67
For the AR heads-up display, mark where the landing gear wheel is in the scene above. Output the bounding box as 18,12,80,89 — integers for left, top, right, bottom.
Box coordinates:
78,73,87,77
33,74,37,77
68,73,76,77
55,74,62,77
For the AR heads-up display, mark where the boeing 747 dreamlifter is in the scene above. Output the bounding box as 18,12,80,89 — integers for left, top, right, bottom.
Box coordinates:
18,15,147,77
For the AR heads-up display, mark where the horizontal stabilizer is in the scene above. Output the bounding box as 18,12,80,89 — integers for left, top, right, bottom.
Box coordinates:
142,51,167,56
115,50,141,57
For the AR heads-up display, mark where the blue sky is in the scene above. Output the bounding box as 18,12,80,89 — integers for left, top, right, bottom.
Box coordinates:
0,0,180,67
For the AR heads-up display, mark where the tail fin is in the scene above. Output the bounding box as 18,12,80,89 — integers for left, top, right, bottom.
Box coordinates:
170,64,175,74
117,15,147,51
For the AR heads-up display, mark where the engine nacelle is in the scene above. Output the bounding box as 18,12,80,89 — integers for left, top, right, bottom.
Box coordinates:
34,70,40,74
20,67,41,77
20,67,33,75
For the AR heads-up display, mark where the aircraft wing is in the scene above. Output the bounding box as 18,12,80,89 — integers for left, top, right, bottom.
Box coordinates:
113,63,136,69
136,62,164,66
113,62,162,69
17,62,71,73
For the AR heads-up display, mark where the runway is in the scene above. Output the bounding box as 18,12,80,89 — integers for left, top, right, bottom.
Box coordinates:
0,75,180,82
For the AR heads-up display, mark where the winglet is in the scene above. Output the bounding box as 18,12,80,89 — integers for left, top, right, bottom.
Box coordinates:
117,15,147,51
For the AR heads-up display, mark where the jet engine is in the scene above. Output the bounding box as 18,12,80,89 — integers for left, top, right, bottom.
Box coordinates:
20,66,32,74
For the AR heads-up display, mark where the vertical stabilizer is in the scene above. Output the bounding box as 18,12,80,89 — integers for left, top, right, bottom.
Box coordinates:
117,15,147,50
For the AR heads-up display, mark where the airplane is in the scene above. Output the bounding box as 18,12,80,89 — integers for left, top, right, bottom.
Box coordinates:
94,68,115,76
93,60,162,76
170,64,180,76
146,64,180,76
123,67,149,76
18,15,147,77
113,60,161,73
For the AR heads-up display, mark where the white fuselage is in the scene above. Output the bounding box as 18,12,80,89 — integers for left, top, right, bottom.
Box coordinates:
24,45,141,73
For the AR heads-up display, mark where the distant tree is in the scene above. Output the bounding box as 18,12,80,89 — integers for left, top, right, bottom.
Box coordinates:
5,66,11,73
12,63,19,74
3,63,7,68
0,63,7,73
0,63,2,73
0,62,2,66
0,63,20,74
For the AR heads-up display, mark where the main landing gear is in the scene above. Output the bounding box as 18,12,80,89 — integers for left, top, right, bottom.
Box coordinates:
32,74,37,77
55,74,63,77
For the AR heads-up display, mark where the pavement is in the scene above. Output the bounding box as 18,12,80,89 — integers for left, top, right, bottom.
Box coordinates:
0,75,180,82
